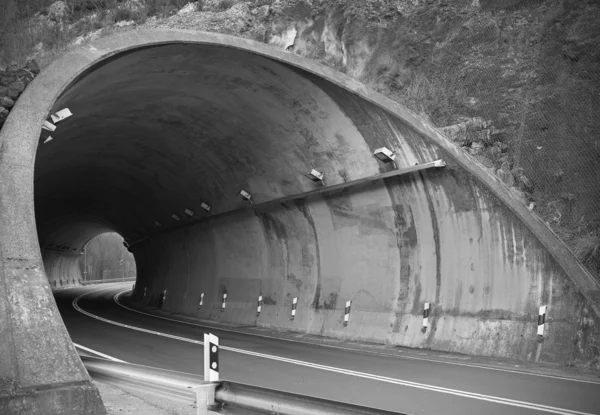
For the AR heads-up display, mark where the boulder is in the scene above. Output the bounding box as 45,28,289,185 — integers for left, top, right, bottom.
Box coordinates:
496,161,515,187
493,141,508,152
1,97,15,108
0,107,8,124
177,2,197,15
0,86,8,97
469,141,484,155
8,81,25,99
25,60,41,75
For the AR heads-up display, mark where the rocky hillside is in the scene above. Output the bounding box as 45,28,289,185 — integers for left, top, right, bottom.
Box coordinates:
1,0,599,279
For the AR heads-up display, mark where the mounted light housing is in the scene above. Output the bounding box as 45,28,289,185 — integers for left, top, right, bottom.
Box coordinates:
373,147,396,163
238,189,252,202
50,108,73,124
201,202,212,213
305,169,324,182
172,214,181,221
184,208,194,217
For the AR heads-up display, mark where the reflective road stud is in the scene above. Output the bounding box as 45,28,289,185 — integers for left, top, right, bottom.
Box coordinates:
343,300,352,326
257,295,263,316
199,293,204,309
538,305,547,337
204,333,219,382
221,293,227,312
291,297,298,320
422,302,431,331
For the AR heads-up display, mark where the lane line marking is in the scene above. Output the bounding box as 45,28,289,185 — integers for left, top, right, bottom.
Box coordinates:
72,289,598,415
111,288,600,385
73,342,126,362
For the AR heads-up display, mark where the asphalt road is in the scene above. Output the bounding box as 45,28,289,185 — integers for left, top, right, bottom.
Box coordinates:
55,283,600,415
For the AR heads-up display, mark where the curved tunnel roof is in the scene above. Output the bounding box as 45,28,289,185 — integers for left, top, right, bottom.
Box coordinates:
0,29,598,309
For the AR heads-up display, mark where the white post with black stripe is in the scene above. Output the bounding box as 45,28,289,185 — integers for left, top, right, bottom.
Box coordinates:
257,295,263,316
422,302,431,331
291,297,298,320
162,290,167,307
537,305,547,337
221,293,227,312
343,300,352,326
203,333,219,382
198,292,204,309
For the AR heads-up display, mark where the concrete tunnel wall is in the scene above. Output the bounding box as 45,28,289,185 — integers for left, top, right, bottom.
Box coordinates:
1,31,600,412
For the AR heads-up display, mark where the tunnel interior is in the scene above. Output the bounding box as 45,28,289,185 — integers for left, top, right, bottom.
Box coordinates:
35,43,396,267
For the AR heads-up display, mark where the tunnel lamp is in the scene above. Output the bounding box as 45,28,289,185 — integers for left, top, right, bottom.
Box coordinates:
201,202,212,213
43,136,53,144
50,108,73,124
433,159,446,167
42,120,56,132
373,147,396,162
154,221,162,228
305,169,324,182
238,190,252,202
172,214,181,221
185,208,195,217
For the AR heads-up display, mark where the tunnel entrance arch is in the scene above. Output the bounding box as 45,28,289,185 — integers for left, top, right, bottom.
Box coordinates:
1,30,599,414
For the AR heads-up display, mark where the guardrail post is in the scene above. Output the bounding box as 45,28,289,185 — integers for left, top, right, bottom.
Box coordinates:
193,383,218,415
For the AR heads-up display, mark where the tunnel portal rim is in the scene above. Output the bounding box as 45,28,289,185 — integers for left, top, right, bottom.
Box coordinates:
0,28,597,307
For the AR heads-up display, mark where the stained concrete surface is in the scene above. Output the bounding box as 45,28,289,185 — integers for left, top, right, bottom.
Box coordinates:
1,30,600,413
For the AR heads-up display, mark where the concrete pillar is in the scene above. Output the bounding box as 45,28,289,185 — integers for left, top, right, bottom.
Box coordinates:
0,127,105,415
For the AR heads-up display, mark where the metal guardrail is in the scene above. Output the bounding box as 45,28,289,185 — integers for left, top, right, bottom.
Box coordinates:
79,355,404,415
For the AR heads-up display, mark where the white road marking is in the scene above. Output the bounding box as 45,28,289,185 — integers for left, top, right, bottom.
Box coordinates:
72,289,598,415
111,287,600,385
73,342,126,362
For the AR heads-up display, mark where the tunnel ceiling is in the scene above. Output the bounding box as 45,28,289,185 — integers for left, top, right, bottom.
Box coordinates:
34,43,382,252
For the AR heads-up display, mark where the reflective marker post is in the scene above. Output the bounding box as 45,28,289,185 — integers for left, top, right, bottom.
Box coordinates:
291,297,298,320
199,292,204,309
256,295,263,316
204,333,219,382
537,305,547,337
343,300,352,326
221,293,227,312
422,302,430,332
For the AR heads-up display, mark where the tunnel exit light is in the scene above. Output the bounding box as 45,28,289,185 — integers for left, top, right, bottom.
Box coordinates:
172,214,181,221
184,209,194,217
238,190,252,201
373,147,396,162
305,169,324,182
201,202,212,213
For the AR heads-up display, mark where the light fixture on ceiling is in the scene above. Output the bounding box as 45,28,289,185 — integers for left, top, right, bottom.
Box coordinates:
154,221,162,228
42,120,56,132
185,208,194,217
201,202,212,213
172,214,181,221
238,189,252,202
373,147,396,163
305,169,324,183
50,108,73,124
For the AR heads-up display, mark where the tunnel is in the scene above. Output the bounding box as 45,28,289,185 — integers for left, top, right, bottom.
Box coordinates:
1,30,600,414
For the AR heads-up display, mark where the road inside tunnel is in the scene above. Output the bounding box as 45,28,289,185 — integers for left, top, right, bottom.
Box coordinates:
56,283,600,415
2,30,600,414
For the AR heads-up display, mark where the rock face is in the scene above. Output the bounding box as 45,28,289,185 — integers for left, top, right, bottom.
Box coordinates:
0,60,40,129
